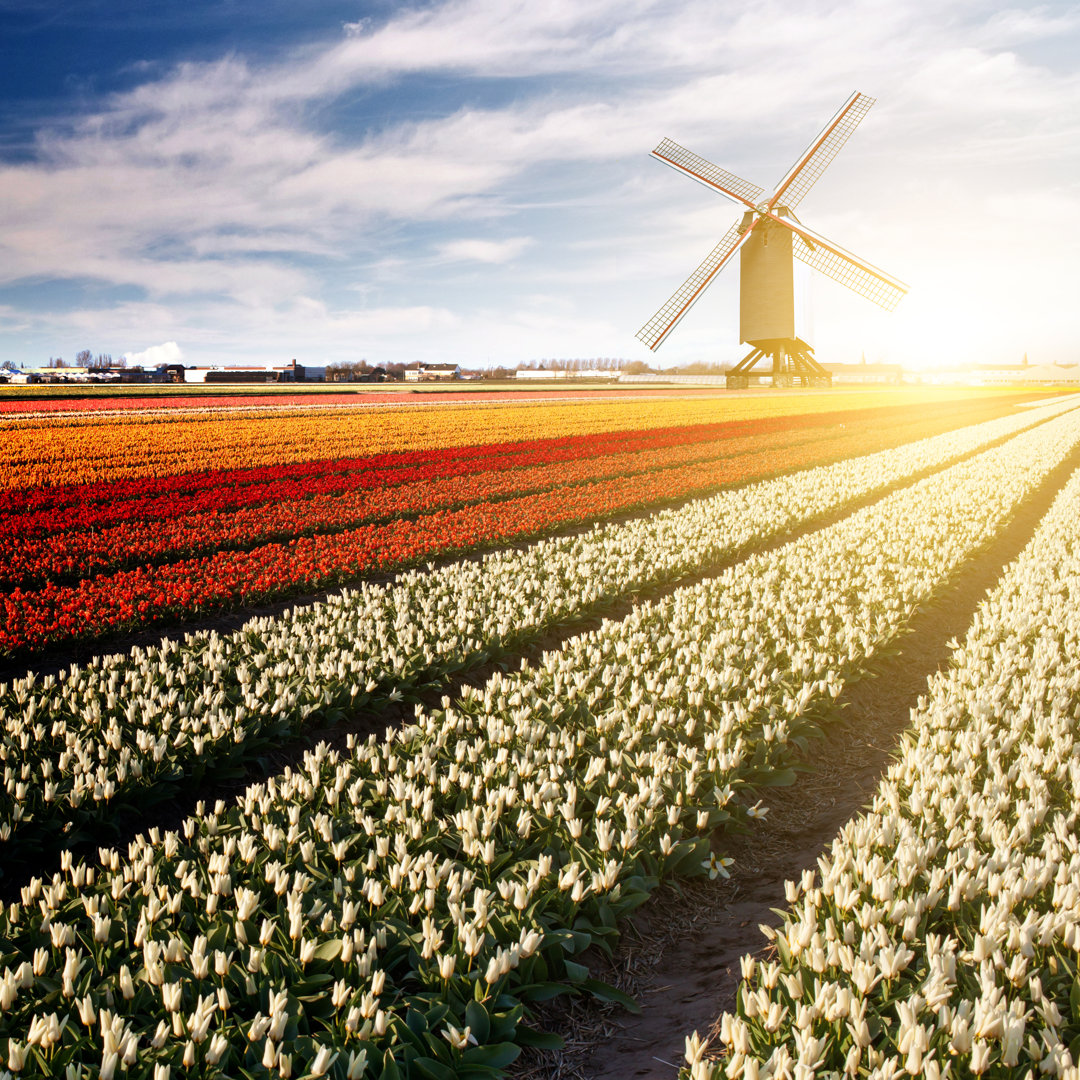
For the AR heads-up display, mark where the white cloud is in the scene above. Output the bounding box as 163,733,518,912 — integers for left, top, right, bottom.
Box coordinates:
121,341,183,367
436,237,533,263
0,0,1077,368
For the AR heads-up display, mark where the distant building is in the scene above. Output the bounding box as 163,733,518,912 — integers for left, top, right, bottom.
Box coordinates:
516,368,568,379
919,361,1080,386
971,363,1080,386
404,363,460,382
158,359,325,384
179,366,277,384
619,371,729,386
516,367,616,380
10,366,93,384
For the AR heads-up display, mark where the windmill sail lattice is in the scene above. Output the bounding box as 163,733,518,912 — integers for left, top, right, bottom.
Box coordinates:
636,91,906,387
651,139,764,207
790,233,904,311
767,92,875,211
635,223,748,351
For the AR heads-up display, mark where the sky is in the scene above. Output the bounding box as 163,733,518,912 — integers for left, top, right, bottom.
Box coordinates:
0,0,1077,372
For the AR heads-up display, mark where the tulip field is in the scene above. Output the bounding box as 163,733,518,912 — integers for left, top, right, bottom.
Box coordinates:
0,390,1025,657
1,387,1080,1079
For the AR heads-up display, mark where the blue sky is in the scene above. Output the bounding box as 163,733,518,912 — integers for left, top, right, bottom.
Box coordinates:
0,0,1077,370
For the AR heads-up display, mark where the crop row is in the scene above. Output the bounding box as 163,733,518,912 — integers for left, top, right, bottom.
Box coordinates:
0,399,1077,1078
2,398,1004,522
0,399,1073,871
0,398,1063,657
689,461,1080,1080
0,395,835,492
4,415,818,521
0,420,869,590
1,390,1007,493
0,394,387,416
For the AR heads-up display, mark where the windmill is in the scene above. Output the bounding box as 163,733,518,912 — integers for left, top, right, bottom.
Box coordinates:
636,92,907,388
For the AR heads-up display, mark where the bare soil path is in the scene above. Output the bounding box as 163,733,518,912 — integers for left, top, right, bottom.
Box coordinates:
514,443,1080,1080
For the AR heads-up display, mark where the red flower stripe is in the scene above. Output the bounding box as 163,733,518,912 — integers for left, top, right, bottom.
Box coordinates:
0,415,816,533
0,397,987,518
1,426,843,589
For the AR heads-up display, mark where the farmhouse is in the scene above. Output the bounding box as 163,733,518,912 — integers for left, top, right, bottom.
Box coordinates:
403,362,460,381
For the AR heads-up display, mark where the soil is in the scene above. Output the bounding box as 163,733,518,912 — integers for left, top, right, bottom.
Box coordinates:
509,441,1080,1080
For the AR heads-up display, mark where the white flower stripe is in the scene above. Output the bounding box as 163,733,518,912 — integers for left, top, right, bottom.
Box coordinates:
690,449,1080,1079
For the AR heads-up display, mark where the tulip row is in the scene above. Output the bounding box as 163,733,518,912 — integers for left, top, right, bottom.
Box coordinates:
0,396,1062,657
1,389,1000,492
8,401,949,525
0,399,1074,880
0,400,1076,1078
0,395,809,492
688,460,1080,1080
1,407,970,590
1,416,769,525
0,393,379,416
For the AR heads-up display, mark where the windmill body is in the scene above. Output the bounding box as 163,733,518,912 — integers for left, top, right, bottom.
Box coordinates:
738,210,795,344
636,92,907,388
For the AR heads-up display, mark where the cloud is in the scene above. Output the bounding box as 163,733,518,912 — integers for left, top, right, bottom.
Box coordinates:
121,340,182,367
435,237,533,263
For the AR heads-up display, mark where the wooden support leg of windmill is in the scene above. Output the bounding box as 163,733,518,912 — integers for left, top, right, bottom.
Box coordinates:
726,338,832,389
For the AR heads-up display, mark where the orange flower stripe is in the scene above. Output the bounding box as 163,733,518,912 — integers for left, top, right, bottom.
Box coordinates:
0,424,853,589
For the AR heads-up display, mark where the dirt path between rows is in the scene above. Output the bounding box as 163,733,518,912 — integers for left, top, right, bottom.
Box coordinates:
512,444,1080,1080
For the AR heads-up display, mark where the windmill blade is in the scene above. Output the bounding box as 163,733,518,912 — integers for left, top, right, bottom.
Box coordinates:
772,214,906,311
651,138,764,209
767,92,875,212
636,220,755,351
